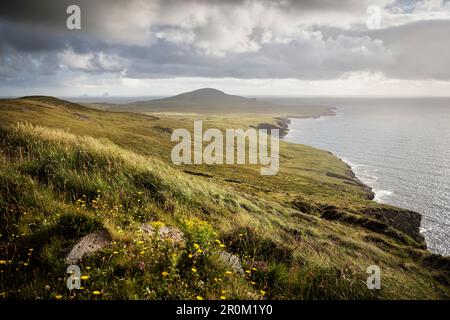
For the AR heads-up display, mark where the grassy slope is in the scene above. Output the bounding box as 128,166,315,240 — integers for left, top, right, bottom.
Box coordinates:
0,96,449,300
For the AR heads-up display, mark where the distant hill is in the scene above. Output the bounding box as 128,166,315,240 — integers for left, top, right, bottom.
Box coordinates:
107,88,272,113
144,88,258,107
12,95,96,113
104,88,334,116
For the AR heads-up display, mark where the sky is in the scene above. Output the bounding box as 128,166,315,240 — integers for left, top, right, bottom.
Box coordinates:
1,0,450,97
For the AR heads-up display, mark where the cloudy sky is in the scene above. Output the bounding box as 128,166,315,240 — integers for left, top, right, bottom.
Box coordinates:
1,0,450,97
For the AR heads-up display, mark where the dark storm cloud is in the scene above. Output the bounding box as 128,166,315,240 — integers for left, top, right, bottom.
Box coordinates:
0,1,70,27
0,20,67,52
1,0,450,85
119,36,389,79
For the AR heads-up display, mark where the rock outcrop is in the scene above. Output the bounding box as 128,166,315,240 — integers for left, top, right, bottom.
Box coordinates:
140,223,186,246
215,251,244,275
64,229,112,264
363,206,425,244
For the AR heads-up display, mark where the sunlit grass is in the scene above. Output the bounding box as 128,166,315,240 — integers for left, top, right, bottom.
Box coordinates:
0,97,449,300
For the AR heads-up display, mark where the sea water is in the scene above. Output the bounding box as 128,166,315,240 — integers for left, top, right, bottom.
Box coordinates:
280,97,450,256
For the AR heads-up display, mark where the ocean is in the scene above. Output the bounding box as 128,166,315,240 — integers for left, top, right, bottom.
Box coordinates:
280,97,450,256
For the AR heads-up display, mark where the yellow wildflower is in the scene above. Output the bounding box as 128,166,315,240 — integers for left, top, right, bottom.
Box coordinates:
196,295,204,300
161,271,169,277
260,290,266,296
80,275,89,280
92,291,101,295
225,271,233,275
193,243,200,250
220,296,226,300
55,295,63,300
191,267,197,273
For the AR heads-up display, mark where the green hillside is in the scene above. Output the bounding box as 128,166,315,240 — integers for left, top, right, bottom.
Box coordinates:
0,96,449,300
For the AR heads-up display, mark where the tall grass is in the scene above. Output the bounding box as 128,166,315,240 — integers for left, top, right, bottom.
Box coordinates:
0,121,449,300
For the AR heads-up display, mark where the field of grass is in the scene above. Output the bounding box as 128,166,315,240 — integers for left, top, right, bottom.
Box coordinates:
0,96,449,300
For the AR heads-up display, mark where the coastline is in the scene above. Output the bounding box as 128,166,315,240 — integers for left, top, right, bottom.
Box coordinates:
255,106,378,199
279,112,378,202
254,107,377,202
257,106,337,138
279,114,444,253
254,107,381,203
340,159,376,200
280,111,428,207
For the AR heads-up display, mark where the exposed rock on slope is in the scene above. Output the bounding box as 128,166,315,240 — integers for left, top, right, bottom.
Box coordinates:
216,251,244,275
64,229,112,264
363,206,425,244
141,223,186,246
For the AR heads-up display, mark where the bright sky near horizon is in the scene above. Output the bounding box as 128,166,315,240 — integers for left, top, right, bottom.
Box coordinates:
1,0,450,97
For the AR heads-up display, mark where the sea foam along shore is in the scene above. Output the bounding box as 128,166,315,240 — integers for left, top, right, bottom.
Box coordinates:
281,113,380,201
261,107,393,202
340,156,393,203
